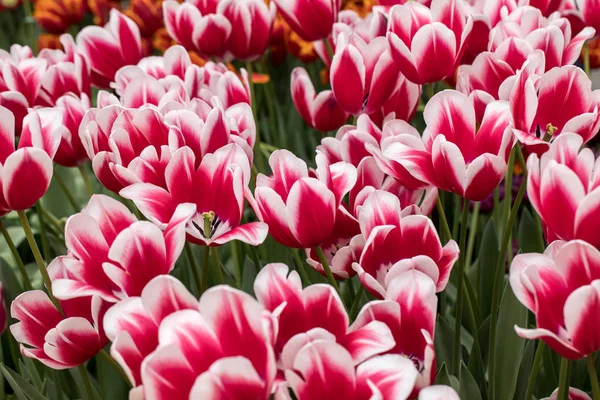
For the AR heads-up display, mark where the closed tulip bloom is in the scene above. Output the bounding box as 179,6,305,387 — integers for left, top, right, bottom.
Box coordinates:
52,95,90,167
543,387,592,400
76,9,144,87
387,0,473,84
274,0,342,42
291,67,349,132
527,133,600,247
254,150,357,249
0,107,62,216
511,240,600,359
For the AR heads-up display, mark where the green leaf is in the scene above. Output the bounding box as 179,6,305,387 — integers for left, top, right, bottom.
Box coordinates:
435,363,460,392
434,315,454,370
477,219,499,319
513,339,535,400
460,363,483,400
492,284,528,400
517,208,545,253
0,257,23,303
1,363,48,400
97,352,128,400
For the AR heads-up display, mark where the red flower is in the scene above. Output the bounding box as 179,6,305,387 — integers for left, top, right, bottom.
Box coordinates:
274,0,341,42
511,240,600,359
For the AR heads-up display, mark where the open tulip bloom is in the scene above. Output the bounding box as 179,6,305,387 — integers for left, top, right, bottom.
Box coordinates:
4,1,600,399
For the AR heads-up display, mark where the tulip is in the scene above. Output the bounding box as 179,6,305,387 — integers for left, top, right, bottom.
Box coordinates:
273,0,341,42
122,144,268,246
10,291,108,369
510,66,600,150
510,240,600,359
254,263,395,358
527,133,600,247
218,0,275,61
488,6,595,70
138,286,277,399
543,387,592,400
34,0,86,34
254,150,357,249
76,9,144,87
123,0,164,40
351,269,438,394
163,0,232,58
368,92,514,201
330,31,401,115
53,95,90,167
0,50,47,107
576,0,600,37
290,67,349,132
0,107,62,216
48,194,195,302
279,329,419,400
418,385,461,400
103,275,198,388
386,0,473,84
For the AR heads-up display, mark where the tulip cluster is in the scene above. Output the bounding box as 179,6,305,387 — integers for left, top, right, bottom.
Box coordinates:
1,0,600,399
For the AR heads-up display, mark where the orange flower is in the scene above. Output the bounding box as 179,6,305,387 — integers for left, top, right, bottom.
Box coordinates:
124,0,163,38
37,32,63,50
34,0,86,34
342,0,375,17
153,27,173,52
586,37,600,69
87,0,119,25
271,13,318,64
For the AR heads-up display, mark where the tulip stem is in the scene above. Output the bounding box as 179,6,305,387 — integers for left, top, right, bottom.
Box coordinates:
435,197,452,244
17,210,61,311
231,241,242,289
465,202,480,269
36,202,51,263
0,219,32,291
324,39,335,61
452,197,470,375
557,358,571,400
53,169,79,212
293,249,311,285
99,349,131,387
22,0,36,53
427,83,435,101
588,354,600,400
349,285,364,320
78,165,95,198
314,246,340,293
487,157,528,400
245,62,266,174
184,243,202,295
502,147,517,233
201,246,211,293
211,247,225,285
584,41,591,77
525,341,545,400
76,365,94,400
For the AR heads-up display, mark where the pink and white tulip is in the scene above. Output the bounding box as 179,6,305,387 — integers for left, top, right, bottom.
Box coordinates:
274,0,341,42
510,239,600,359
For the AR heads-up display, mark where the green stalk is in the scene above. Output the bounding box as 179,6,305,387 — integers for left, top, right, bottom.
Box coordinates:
349,285,364,320
584,41,591,77
525,341,545,400
293,249,311,285
36,202,51,262
99,349,131,387
314,246,339,293
465,202,480,269
436,196,452,244
78,165,94,198
452,198,470,375
231,241,243,289
557,358,571,400
184,243,202,295
76,365,94,400
211,247,225,285
17,210,60,310
324,39,335,61
588,354,600,400
200,246,210,294
22,0,36,52
245,62,266,173
502,147,517,233
0,219,32,290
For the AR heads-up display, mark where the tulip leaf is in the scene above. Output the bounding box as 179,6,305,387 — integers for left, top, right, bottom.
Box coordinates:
477,219,499,319
97,351,128,400
512,338,535,400
434,315,454,369
1,363,48,400
492,284,528,400
516,208,545,254
0,256,22,303
460,362,482,400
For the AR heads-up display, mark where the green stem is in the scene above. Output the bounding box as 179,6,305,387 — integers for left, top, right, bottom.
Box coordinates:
184,243,202,295
465,202,480,269
525,341,545,400
200,246,210,293
0,219,32,290
78,165,94,198
314,246,340,293
36,202,51,262
293,249,311,285
464,279,487,392
231,241,242,289
452,198,470,375
351,115,358,126
436,196,452,244
488,161,528,400
584,41,591,77
502,147,517,233
22,0,36,52
557,358,571,400
99,349,131,387
17,210,60,310
76,365,94,400
39,205,64,236
349,285,364,320
54,170,79,212
211,247,225,285
324,39,335,61
245,62,266,173
427,83,435,101
588,354,600,400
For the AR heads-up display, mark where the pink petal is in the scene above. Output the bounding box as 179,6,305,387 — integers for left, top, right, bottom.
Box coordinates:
0,106,15,163
10,290,63,349
210,222,269,246
418,385,461,400
340,320,395,364
302,284,349,340
412,23,458,84
120,183,178,226
2,148,53,211
356,354,419,399
189,357,266,399
330,35,366,115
